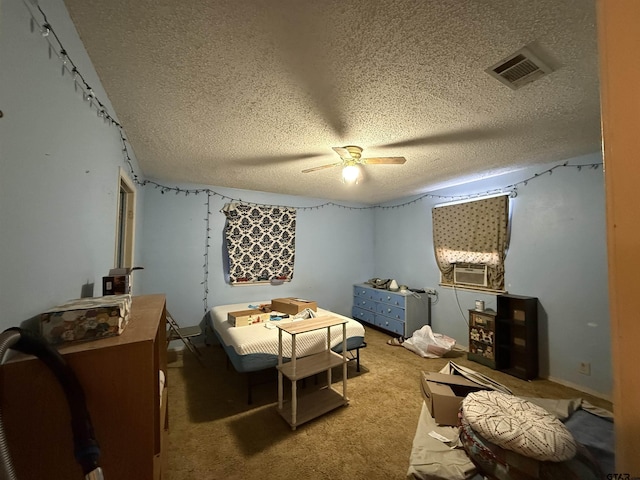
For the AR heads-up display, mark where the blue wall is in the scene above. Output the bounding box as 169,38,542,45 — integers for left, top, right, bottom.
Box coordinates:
0,0,145,325
373,153,611,396
0,0,611,397
141,184,375,327
140,156,612,397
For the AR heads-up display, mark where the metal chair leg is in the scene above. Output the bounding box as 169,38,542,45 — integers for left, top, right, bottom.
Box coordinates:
167,311,205,366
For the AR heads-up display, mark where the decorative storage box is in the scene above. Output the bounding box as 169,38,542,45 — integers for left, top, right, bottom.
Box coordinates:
40,294,131,345
271,298,317,315
228,309,270,327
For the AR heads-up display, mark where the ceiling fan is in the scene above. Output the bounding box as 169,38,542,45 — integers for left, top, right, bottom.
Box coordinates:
302,146,406,183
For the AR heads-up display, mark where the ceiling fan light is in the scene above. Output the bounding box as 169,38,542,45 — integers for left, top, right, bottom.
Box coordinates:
342,165,361,184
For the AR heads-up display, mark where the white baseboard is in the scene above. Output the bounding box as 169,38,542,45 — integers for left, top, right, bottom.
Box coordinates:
454,346,611,402
545,375,612,402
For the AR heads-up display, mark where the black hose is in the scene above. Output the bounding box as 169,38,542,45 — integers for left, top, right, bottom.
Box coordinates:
3,328,101,476
0,330,21,480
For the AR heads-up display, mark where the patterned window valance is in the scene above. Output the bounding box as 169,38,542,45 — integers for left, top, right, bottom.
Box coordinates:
432,195,509,291
222,203,296,285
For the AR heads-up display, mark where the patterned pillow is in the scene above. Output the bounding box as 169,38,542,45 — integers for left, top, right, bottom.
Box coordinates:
461,391,576,462
459,413,603,480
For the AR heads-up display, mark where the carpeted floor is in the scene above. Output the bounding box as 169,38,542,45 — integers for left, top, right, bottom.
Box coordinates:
165,326,612,480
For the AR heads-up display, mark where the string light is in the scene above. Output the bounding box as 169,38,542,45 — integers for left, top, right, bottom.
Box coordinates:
203,192,212,314
27,0,604,308
26,2,124,141
25,0,604,213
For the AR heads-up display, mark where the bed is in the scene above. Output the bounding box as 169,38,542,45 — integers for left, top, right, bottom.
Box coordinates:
206,301,366,402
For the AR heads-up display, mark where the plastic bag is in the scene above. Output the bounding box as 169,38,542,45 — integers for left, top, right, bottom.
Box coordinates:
403,325,456,358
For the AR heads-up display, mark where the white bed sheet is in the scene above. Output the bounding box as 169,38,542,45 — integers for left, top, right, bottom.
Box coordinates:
210,301,365,358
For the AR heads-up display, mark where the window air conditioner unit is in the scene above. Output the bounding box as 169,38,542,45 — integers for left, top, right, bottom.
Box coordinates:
453,264,488,288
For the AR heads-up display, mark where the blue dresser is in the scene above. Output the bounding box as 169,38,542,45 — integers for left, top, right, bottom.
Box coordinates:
351,284,430,337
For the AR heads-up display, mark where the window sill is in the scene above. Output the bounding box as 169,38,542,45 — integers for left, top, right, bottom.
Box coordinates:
438,283,507,294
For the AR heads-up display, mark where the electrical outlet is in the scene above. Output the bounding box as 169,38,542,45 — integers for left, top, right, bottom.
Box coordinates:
578,362,591,375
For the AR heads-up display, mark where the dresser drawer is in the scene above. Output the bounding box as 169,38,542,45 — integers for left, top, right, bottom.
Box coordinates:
376,303,405,320
374,315,404,335
353,285,377,300
375,290,405,307
353,296,377,313
352,306,375,324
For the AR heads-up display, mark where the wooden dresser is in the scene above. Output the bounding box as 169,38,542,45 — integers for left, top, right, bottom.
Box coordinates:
0,294,168,479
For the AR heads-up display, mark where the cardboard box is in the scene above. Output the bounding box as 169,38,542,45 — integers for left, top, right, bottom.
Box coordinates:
271,298,317,315
40,295,131,345
228,309,270,327
420,372,489,426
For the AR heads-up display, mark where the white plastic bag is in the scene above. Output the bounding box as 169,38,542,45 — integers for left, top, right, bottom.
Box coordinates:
403,325,456,358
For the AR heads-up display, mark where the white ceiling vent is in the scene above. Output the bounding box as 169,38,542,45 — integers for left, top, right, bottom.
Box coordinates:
486,46,555,90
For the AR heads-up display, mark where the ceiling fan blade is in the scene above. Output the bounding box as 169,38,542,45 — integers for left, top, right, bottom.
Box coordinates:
362,157,406,165
332,146,353,159
302,162,342,173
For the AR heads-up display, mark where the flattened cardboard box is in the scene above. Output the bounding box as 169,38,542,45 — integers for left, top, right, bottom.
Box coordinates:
228,309,270,327
420,372,489,426
271,298,317,315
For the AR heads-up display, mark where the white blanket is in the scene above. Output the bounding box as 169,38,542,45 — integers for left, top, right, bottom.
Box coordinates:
210,301,365,358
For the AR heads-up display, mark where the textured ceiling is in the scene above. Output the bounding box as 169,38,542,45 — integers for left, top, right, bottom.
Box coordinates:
63,0,601,204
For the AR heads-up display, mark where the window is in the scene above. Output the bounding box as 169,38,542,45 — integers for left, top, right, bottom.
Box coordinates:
222,203,296,285
432,194,510,291
115,170,136,268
